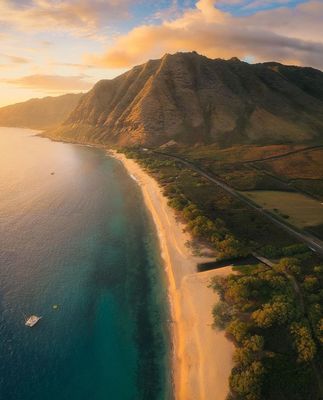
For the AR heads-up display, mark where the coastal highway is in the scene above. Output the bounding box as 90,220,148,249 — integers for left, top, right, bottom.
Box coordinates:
150,149,323,257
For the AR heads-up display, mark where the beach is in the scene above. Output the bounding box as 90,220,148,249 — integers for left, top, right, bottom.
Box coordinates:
111,151,234,400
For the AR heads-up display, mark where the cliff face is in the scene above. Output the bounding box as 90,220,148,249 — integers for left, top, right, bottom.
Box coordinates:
50,52,323,146
0,93,83,130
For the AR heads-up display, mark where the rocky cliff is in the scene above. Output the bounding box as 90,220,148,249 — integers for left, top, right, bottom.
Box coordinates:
47,53,323,145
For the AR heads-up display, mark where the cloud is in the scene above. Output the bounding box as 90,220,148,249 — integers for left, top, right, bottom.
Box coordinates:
215,0,295,15
5,74,93,91
54,62,95,69
0,0,133,37
86,0,323,70
40,40,54,47
0,53,30,64
244,1,323,42
216,0,302,11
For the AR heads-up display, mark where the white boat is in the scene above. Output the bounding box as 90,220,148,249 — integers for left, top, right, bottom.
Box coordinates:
25,315,42,327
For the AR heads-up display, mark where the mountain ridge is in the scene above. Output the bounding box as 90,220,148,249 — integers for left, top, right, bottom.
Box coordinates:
51,52,323,146
0,93,84,130
6,52,323,145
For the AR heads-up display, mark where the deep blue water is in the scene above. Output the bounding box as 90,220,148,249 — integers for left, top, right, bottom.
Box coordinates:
0,128,171,400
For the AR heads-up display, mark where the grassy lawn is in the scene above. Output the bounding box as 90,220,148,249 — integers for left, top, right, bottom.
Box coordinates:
243,190,323,228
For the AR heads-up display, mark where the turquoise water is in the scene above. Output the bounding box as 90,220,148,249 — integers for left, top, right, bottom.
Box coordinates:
0,127,171,400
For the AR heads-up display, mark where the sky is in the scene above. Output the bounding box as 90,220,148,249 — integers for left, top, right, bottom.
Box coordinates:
0,0,322,106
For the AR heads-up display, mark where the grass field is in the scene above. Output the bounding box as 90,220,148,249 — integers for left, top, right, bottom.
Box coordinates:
173,145,300,192
256,148,323,200
175,144,305,163
260,148,323,180
174,145,323,200
244,190,323,228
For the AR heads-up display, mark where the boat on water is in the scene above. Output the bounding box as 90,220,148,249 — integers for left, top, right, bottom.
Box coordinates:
25,315,42,327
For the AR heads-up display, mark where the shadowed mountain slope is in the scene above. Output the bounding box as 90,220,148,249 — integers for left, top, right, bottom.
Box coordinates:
48,53,323,145
0,93,83,130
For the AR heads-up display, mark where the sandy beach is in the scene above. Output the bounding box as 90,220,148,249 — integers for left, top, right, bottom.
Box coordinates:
111,151,234,400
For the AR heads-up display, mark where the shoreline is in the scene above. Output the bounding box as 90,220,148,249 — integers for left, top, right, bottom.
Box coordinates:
111,151,234,400
5,126,234,398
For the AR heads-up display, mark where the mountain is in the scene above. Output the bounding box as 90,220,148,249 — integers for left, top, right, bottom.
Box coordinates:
0,93,83,130
49,52,323,145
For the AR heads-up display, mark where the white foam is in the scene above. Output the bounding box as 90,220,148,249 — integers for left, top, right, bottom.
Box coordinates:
130,174,139,183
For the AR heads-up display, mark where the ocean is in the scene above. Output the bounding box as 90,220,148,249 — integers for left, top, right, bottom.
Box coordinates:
0,127,171,400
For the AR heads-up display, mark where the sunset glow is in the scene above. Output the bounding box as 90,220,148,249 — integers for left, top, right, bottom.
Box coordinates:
0,0,322,106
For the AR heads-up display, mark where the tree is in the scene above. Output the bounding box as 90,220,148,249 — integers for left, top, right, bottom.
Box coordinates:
308,302,322,318
313,265,323,276
234,346,254,367
182,203,202,220
226,280,251,304
230,361,265,400
252,295,295,328
216,235,250,260
244,335,264,353
260,244,281,258
282,244,309,257
317,319,323,344
168,196,188,211
188,215,216,238
212,301,233,330
290,322,317,363
275,257,300,275
163,185,178,196
233,335,264,367
303,276,319,292
210,275,227,299
227,320,250,343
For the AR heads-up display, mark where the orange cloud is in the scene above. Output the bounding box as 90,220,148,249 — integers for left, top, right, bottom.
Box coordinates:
0,0,132,37
86,0,323,70
5,74,93,91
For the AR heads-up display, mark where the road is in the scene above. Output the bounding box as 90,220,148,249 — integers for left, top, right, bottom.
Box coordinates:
238,144,323,165
151,149,323,257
